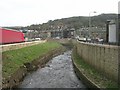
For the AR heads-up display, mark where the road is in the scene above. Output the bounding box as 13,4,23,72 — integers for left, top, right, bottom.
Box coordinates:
18,50,87,88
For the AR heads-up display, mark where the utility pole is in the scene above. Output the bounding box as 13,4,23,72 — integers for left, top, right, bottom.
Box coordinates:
88,11,96,39
118,1,120,87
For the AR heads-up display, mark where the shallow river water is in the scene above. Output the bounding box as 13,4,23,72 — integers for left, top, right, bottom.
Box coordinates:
19,50,87,88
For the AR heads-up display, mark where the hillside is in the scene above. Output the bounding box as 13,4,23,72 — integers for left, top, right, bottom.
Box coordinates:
4,13,117,31
26,13,117,31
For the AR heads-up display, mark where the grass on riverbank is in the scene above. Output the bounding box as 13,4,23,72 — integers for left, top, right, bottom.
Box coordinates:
72,47,118,89
2,42,62,78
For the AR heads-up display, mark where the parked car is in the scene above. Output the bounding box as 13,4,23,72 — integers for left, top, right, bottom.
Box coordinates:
35,38,41,41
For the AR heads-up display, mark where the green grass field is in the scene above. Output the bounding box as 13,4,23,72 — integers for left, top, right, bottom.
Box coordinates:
2,42,62,78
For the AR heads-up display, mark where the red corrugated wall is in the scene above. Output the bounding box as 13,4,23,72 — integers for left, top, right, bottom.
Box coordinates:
0,28,25,44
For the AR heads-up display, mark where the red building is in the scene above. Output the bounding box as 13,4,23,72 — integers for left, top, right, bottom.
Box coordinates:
0,28,25,44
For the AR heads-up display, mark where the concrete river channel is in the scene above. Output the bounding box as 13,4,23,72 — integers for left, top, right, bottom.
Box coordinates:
18,50,87,88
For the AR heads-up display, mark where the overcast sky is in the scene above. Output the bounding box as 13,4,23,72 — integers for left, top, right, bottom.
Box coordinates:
0,0,119,27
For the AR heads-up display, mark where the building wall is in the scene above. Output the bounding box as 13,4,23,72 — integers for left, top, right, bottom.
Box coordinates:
76,42,119,82
109,22,117,43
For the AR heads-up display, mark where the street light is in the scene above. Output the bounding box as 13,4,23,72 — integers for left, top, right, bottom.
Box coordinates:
88,11,97,39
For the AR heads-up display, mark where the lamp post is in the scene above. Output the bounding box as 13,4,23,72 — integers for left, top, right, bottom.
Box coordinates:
88,11,97,39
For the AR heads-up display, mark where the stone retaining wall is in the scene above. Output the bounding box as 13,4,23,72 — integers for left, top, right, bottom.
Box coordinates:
71,50,99,88
75,41,119,82
1,40,46,52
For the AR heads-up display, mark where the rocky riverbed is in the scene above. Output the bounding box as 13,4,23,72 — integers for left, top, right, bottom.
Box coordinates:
18,51,87,88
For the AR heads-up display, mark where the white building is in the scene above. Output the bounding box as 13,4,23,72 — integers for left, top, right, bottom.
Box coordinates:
108,20,117,43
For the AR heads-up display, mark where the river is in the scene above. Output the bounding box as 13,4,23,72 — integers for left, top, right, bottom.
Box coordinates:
18,50,87,88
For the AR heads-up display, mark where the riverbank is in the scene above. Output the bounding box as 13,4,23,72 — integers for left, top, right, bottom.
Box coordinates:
72,47,118,89
2,42,65,88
